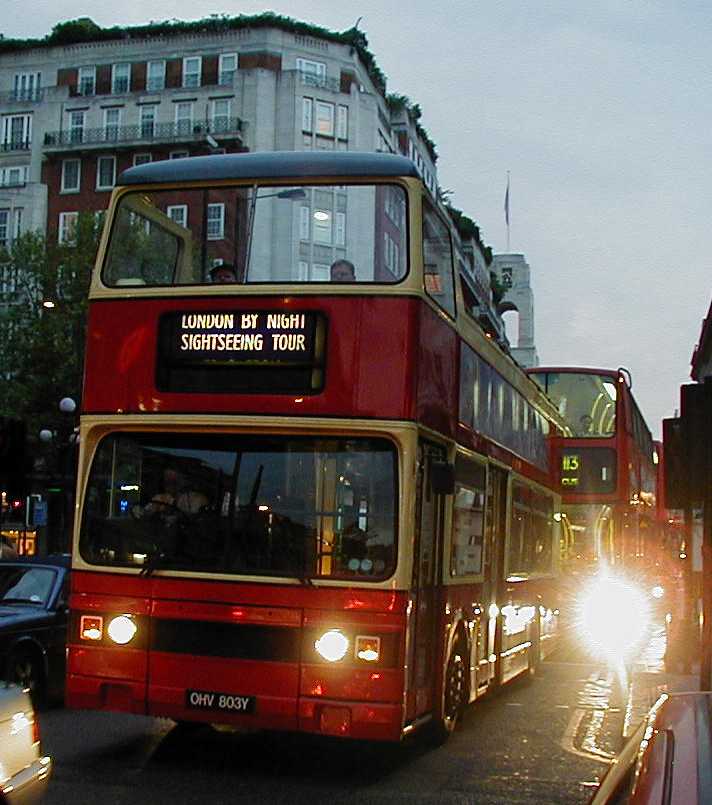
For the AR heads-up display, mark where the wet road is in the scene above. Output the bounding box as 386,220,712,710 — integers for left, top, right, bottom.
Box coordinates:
39,647,657,805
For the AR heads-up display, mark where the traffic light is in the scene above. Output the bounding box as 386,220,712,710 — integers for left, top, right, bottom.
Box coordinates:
0,418,27,499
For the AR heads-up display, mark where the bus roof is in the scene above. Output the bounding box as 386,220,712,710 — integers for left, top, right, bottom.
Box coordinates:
118,151,420,187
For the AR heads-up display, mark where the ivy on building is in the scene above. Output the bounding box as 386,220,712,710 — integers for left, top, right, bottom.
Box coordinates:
445,204,493,266
0,13,388,96
386,93,438,163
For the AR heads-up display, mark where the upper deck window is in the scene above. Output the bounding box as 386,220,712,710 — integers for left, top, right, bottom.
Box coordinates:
102,183,408,286
422,200,455,317
530,372,617,437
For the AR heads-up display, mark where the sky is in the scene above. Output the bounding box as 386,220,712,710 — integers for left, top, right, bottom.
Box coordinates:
5,1,711,438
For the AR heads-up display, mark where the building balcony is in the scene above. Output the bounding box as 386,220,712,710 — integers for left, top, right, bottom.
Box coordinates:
0,88,44,104
285,70,343,94
0,140,31,153
42,117,244,152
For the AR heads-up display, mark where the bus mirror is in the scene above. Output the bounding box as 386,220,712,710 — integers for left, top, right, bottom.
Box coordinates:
430,462,455,495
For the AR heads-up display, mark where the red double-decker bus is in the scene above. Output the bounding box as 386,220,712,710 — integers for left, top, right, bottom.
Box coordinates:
67,151,567,742
527,367,658,573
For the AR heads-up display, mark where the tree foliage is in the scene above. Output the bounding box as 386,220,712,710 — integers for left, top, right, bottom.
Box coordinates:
0,214,98,449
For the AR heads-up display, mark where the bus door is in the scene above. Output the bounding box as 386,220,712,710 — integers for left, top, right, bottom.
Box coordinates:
485,464,508,687
406,440,447,721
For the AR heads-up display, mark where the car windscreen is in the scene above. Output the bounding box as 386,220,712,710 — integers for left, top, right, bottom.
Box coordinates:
0,566,57,606
79,431,398,581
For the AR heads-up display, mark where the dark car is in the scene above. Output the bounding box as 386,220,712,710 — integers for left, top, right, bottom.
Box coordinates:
0,555,70,706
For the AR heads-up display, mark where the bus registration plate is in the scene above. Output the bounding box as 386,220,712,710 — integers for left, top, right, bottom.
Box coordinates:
186,689,256,714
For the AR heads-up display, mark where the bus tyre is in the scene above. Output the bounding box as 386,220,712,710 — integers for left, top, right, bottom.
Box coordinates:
428,641,467,745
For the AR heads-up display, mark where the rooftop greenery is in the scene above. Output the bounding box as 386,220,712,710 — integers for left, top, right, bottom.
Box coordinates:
445,204,494,266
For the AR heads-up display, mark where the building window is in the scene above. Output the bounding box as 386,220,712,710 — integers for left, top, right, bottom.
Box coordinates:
211,99,230,133
315,102,334,137
147,60,165,91
68,111,84,144
13,209,22,241
170,150,189,160
96,156,116,190
112,64,130,95
335,212,346,246
337,105,348,140
206,203,225,239
104,108,121,141
299,206,310,241
78,66,95,96
313,209,332,244
302,98,313,132
175,102,193,135
2,114,32,150
61,159,81,193
0,210,8,249
58,211,78,245
13,72,41,101
218,54,237,85
296,58,326,87
133,153,151,166
182,57,202,88
0,165,28,187
0,262,17,295
167,205,188,229
140,105,157,138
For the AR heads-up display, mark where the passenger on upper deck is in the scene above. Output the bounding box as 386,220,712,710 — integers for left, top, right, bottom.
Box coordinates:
330,259,356,282
209,263,237,283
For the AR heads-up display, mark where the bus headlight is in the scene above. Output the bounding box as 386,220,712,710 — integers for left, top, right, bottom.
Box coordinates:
107,615,138,645
314,629,349,662
651,585,664,600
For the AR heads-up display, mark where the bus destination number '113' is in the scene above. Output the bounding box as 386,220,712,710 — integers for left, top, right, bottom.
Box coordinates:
561,453,580,487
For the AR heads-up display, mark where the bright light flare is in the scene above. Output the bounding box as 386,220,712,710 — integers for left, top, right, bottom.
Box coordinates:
576,575,651,660
107,615,138,645
651,585,664,600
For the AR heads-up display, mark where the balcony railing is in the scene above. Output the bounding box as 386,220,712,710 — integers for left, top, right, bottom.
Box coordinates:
288,70,343,94
0,140,31,152
0,88,44,104
43,117,244,149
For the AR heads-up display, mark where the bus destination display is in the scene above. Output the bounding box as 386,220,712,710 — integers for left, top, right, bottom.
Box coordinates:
165,311,317,365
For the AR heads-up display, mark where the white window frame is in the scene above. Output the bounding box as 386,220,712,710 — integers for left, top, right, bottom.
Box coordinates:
2,114,32,149
58,211,78,245
296,58,326,87
299,206,310,241
68,111,84,144
111,63,130,95
13,208,22,240
312,263,330,282
302,98,313,133
335,212,346,246
13,72,41,101
78,66,95,96
218,53,237,85
337,105,348,140
315,102,334,137
61,159,81,193
133,153,152,166
96,155,116,191
167,204,188,229
175,102,193,135
139,104,157,138
206,203,225,240
211,99,230,132
103,108,121,141
0,165,29,187
182,57,202,88
146,60,166,91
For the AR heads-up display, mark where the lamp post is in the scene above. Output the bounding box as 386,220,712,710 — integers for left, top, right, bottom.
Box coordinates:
39,396,79,554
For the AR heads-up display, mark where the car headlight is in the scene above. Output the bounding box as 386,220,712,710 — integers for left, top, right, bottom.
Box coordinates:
107,615,138,645
314,629,349,662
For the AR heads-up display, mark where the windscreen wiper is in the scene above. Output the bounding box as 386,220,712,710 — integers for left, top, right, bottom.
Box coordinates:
140,547,170,577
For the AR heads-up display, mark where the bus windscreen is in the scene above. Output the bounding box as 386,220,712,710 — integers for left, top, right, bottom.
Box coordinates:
102,183,408,286
79,432,397,581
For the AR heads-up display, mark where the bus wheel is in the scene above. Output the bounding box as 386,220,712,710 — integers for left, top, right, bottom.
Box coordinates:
427,641,467,745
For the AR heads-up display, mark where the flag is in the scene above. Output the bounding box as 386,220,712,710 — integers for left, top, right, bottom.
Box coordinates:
504,174,510,227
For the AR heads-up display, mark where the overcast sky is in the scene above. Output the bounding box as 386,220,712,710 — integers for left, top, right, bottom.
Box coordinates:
5,1,711,437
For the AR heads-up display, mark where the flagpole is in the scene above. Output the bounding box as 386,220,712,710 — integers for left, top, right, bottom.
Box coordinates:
505,171,511,252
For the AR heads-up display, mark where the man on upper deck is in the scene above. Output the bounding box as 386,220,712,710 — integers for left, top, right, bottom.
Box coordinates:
329,259,356,282
209,263,237,283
